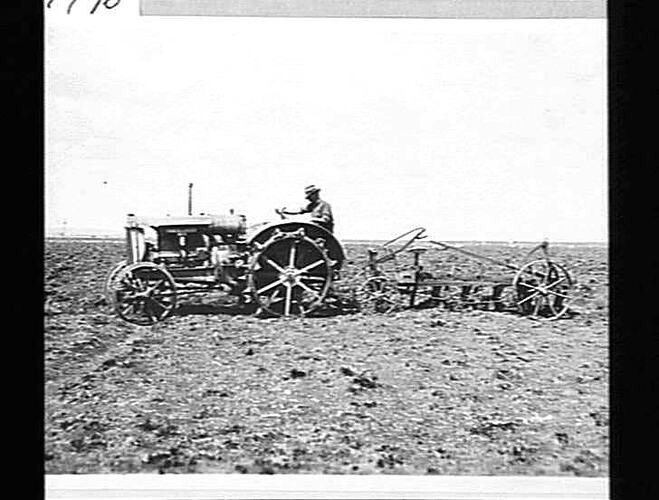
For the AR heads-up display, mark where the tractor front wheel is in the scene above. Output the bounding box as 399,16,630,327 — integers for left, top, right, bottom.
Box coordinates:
103,260,128,304
112,263,178,325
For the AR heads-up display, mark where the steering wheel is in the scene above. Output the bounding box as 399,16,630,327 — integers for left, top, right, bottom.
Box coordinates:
275,208,288,220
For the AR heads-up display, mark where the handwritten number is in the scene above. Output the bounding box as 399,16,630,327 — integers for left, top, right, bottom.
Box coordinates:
67,0,79,14
47,0,121,14
92,0,120,12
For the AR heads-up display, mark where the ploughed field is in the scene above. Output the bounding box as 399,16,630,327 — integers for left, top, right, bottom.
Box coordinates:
44,238,608,475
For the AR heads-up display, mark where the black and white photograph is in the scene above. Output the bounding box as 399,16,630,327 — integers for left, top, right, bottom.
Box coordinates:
44,0,608,497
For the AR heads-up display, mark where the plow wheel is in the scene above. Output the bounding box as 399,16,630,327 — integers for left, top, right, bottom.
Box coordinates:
513,259,573,320
112,262,177,325
359,276,404,314
103,260,128,304
248,229,333,317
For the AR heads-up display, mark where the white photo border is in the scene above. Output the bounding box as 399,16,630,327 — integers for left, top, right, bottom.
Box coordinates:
46,473,609,499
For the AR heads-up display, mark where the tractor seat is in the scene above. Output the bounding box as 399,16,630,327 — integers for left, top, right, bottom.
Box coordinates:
408,247,428,255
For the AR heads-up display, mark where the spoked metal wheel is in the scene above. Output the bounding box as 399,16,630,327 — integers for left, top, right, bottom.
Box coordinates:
358,276,404,314
247,228,333,317
103,260,128,304
512,259,573,320
112,262,178,325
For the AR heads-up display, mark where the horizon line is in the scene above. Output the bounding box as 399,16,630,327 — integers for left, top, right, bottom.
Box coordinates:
44,233,609,245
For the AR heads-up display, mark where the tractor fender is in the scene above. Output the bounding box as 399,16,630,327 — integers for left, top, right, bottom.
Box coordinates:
246,221,345,269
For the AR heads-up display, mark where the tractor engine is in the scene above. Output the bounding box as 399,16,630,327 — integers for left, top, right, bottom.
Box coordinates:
210,243,249,287
126,213,249,278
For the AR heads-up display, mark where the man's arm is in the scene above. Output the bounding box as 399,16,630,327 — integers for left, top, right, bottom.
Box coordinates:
310,201,333,225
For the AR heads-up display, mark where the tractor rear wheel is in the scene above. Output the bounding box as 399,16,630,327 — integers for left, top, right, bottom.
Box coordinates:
247,228,333,317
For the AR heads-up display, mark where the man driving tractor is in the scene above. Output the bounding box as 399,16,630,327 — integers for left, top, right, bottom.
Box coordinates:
277,184,335,233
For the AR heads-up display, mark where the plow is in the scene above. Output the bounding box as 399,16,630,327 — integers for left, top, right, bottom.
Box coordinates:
354,227,573,320
105,209,574,324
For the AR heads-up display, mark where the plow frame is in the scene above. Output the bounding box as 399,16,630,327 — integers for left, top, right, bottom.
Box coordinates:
356,228,574,320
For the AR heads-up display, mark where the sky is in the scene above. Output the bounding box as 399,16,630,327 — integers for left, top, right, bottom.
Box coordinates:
45,4,607,242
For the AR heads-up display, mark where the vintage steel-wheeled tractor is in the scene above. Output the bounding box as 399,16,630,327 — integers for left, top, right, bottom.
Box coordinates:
105,213,345,325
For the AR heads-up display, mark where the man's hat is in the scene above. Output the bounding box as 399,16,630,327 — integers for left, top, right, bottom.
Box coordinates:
304,185,320,195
